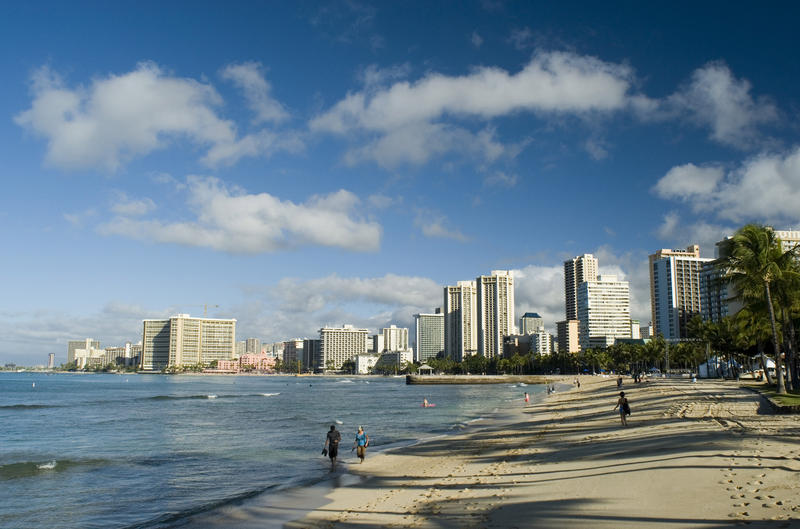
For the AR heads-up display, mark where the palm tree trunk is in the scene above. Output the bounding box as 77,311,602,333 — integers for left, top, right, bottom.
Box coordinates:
781,308,795,391
765,282,786,394
758,341,773,384
787,313,799,390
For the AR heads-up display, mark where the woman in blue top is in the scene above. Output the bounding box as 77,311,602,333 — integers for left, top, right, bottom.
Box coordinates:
353,426,369,463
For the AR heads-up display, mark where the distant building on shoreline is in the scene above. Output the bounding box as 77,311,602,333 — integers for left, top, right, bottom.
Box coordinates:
649,245,711,340
318,324,368,371
476,270,515,359
140,314,236,371
577,274,631,349
414,311,444,363
444,281,478,362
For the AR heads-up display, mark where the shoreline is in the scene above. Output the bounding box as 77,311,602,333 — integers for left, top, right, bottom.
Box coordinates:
170,378,563,528
278,375,800,528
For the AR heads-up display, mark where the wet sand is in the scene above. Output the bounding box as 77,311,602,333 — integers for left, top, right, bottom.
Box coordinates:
277,376,800,528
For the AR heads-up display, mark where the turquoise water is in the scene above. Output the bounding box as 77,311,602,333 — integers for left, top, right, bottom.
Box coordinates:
0,372,541,529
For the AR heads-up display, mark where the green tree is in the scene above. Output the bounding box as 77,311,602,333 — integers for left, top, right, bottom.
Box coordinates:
722,224,799,393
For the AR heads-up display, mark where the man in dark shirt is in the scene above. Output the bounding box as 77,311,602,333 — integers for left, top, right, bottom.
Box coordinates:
323,425,341,471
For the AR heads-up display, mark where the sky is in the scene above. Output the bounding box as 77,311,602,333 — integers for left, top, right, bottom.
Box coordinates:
2,1,800,365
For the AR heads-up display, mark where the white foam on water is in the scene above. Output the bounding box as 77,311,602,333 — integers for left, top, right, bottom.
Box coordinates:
37,461,56,470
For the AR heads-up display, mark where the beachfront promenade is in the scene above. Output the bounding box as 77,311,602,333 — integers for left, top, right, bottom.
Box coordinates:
189,376,800,528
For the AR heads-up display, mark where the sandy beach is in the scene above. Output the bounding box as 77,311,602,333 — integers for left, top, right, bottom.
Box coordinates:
185,376,800,528
271,376,799,529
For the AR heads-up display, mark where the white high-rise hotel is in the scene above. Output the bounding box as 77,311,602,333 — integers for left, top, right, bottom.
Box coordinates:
318,324,368,371
140,314,236,371
414,312,444,363
577,275,631,349
444,271,514,361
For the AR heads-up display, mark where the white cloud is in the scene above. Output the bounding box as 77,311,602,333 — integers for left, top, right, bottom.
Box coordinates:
98,175,382,253
508,27,533,50
414,210,469,241
667,62,778,149
653,163,724,201
220,62,289,124
483,171,518,187
655,147,800,225
15,63,299,171
311,50,639,167
511,264,565,330
656,212,731,253
111,196,156,216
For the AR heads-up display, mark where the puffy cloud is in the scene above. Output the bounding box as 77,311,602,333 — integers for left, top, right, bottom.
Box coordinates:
220,62,289,124
98,176,382,253
15,63,299,171
653,163,724,201
483,171,518,187
656,212,731,253
510,264,565,330
311,50,639,167
655,147,800,225
667,62,778,149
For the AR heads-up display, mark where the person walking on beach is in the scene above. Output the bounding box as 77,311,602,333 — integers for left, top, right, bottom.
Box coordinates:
323,425,341,472
353,426,369,463
616,375,623,388
613,391,630,427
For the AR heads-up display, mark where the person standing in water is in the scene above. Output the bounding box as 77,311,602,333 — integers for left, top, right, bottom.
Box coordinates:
323,425,341,471
613,391,630,427
353,426,369,463
524,392,530,405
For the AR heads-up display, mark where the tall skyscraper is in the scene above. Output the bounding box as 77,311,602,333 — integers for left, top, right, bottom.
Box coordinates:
47,353,55,369
414,312,444,363
140,314,236,371
577,275,631,349
444,281,477,362
564,254,598,320
318,324,368,371
519,312,544,335
650,245,711,340
476,270,515,358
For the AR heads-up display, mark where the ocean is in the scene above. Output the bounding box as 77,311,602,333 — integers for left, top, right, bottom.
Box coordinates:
0,372,543,529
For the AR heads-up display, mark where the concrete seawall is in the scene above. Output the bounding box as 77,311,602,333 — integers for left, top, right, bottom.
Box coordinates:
406,374,548,385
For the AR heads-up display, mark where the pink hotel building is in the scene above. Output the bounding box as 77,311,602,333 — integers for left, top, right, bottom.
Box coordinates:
217,353,276,373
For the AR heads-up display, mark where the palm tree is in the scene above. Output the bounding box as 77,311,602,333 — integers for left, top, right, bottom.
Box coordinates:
735,304,775,384
722,225,797,394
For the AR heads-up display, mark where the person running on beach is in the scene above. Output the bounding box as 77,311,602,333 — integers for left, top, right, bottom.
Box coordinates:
323,425,341,471
352,426,369,463
613,391,630,427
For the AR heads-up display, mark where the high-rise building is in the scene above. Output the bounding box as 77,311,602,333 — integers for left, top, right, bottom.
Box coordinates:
319,325,368,371
476,270,515,359
47,353,55,369
283,339,304,370
245,338,261,355
649,245,711,340
302,338,321,372
564,254,598,320
444,281,478,362
530,330,553,355
577,275,631,349
67,339,100,364
414,312,444,363
519,312,544,335
140,314,236,371
556,320,580,353
381,325,409,352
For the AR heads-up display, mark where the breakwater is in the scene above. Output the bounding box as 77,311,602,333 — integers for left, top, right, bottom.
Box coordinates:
406,374,548,385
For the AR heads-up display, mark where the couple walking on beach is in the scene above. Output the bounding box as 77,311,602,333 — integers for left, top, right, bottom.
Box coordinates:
322,425,369,471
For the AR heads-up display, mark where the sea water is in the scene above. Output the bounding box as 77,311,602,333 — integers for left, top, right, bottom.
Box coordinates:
0,372,542,529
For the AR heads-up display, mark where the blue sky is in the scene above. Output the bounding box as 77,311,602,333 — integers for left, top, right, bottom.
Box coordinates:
2,1,799,364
